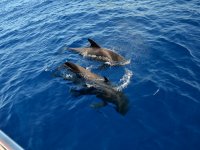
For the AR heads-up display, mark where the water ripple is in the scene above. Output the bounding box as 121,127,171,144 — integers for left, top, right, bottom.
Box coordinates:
1,0,200,150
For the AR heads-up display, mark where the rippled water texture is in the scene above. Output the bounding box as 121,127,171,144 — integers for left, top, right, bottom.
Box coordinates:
0,0,200,150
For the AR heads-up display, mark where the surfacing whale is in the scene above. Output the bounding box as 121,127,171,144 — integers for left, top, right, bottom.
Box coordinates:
61,62,129,115
68,39,128,66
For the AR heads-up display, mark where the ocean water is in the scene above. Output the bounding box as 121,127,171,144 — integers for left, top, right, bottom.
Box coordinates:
0,0,200,150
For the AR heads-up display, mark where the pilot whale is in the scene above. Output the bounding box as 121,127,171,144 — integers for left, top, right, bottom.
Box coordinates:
63,62,109,82
68,39,127,66
62,62,129,115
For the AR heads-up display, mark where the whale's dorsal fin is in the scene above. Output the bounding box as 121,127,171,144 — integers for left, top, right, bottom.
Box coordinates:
103,76,109,83
88,38,101,48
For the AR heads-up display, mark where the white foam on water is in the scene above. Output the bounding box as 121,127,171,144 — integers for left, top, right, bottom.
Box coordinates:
86,65,93,70
115,69,133,91
86,54,110,62
112,59,131,66
85,83,94,88
63,74,73,80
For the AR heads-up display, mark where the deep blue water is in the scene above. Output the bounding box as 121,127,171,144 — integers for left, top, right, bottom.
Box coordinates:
1,0,200,150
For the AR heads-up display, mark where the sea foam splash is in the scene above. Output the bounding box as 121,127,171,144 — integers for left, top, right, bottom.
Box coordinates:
115,69,133,91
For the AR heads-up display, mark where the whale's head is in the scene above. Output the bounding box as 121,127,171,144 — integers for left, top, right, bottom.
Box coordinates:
114,92,129,115
96,87,129,116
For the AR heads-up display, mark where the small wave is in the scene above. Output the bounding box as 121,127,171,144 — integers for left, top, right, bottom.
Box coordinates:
158,37,195,59
0,98,10,109
153,88,160,95
86,65,93,70
115,69,133,91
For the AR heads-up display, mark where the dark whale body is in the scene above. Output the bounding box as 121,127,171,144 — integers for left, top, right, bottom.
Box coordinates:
68,39,127,66
63,62,129,115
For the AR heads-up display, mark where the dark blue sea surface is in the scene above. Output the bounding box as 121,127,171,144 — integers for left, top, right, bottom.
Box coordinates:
1,0,200,150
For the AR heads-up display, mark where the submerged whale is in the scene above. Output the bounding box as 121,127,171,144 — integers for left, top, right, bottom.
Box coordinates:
68,39,127,66
62,62,129,115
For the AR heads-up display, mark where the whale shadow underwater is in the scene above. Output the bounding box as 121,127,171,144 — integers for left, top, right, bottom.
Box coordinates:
67,39,129,66
57,62,129,115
